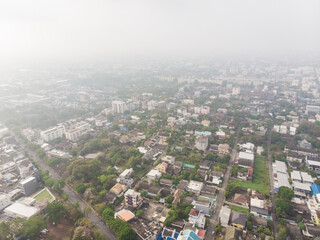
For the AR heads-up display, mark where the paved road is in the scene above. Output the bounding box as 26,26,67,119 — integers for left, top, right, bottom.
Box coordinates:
267,130,278,240
205,130,240,240
11,131,118,240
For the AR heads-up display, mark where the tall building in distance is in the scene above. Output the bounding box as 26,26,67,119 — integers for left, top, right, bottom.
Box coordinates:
112,101,127,114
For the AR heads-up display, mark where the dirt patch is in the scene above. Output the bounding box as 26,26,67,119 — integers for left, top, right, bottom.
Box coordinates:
45,219,74,240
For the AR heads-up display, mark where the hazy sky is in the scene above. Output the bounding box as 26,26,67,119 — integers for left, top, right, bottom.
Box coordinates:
0,0,319,63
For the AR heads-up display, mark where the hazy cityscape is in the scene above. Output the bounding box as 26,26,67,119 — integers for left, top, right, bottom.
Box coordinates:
1,1,320,240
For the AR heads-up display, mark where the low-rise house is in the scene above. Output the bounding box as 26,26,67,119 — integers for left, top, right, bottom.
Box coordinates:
233,193,249,207
155,162,168,174
188,208,205,228
206,171,224,186
146,169,162,183
186,181,204,196
177,180,189,190
251,216,267,230
173,189,183,204
161,155,176,164
238,152,254,168
138,182,162,197
250,198,270,218
117,168,134,187
218,144,229,155
219,206,231,227
195,136,208,152
160,178,173,187
115,209,135,222
293,181,312,198
231,212,246,230
193,199,211,216
201,185,217,195
110,183,128,197
177,229,199,240
199,160,212,170
173,161,183,176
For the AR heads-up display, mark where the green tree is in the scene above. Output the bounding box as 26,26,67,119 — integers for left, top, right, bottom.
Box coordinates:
75,183,87,194
135,210,144,218
102,208,114,222
45,177,55,187
21,215,46,239
45,202,67,223
278,226,287,240
279,186,294,201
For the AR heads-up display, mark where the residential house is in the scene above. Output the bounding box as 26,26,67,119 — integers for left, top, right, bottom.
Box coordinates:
193,199,211,216
110,183,128,197
161,155,176,164
250,198,270,218
146,169,162,183
160,178,173,187
173,161,183,176
156,162,168,174
219,206,231,227
231,212,246,230
117,168,134,187
188,208,205,228
195,136,208,152
233,193,249,207
218,144,229,156
238,152,254,168
199,160,212,171
115,209,135,222
187,181,204,196
124,189,142,208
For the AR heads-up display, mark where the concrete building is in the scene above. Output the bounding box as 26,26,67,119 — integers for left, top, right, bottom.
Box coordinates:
65,122,90,141
146,169,162,183
188,208,205,228
4,202,39,219
0,193,11,211
117,168,134,187
193,199,211,216
124,189,142,208
112,101,127,114
307,105,320,114
20,176,39,196
186,181,204,196
195,136,208,152
238,151,254,168
219,206,231,227
218,144,230,155
40,125,65,142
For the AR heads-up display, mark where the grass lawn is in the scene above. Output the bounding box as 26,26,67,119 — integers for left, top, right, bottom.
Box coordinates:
229,205,249,215
34,189,53,201
233,157,270,195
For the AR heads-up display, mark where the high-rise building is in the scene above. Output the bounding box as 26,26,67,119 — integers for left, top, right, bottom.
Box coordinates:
112,101,127,114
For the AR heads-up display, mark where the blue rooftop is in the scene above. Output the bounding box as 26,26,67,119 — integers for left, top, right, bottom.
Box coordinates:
311,184,320,196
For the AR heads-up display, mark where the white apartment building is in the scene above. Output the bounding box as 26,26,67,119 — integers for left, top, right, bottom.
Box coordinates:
112,101,127,114
40,125,65,142
65,122,90,141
